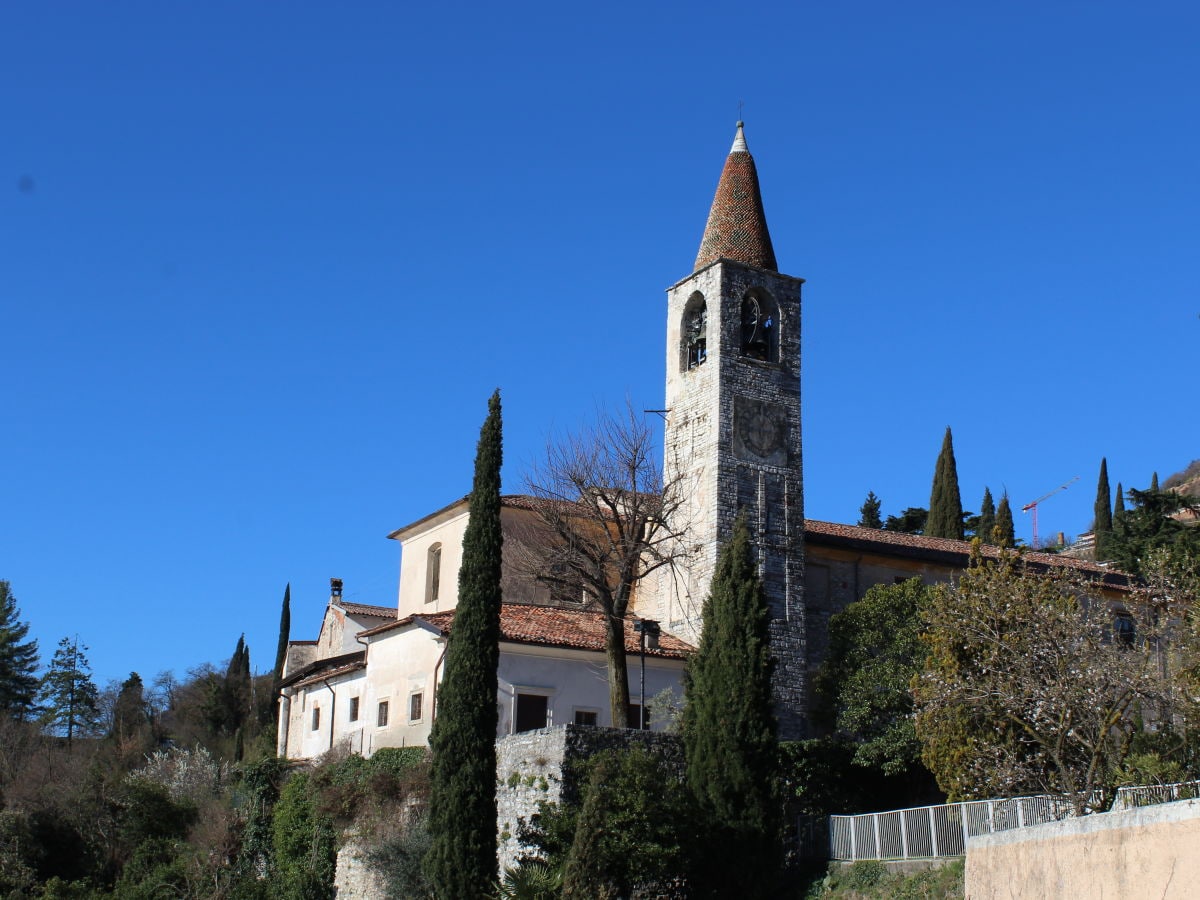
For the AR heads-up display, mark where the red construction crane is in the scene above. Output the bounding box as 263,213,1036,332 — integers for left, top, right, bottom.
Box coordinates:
1022,476,1080,549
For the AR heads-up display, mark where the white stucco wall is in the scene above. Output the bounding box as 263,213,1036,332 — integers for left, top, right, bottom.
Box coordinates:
496,644,684,733
360,622,445,752
285,668,368,760
282,625,686,761
396,507,470,618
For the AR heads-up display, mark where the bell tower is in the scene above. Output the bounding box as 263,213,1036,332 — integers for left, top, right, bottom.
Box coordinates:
656,122,808,737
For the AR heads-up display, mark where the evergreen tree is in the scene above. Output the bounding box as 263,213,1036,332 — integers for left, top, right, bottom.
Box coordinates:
1094,458,1113,559
425,390,503,899
926,427,964,539
39,636,100,749
270,583,292,738
0,580,40,719
1113,482,1127,526
1106,486,1200,576
1151,471,1160,492
858,491,883,529
274,584,291,681
884,507,928,534
682,515,780,897
976,488,996,544
111,672,148,742
994,494,1015,547
225,634,252,731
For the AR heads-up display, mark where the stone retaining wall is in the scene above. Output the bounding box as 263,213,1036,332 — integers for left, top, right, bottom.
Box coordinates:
495,725,683,871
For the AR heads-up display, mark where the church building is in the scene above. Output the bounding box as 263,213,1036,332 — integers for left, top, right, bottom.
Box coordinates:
276,123,1125,760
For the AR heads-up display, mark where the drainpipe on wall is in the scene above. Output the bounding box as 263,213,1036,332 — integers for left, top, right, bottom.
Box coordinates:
431,637,450,723
322,678,337,751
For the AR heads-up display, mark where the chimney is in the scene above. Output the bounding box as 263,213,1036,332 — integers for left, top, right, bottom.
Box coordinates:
330,578,343,602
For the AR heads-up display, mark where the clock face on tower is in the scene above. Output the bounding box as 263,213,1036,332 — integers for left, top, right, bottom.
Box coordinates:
732,396,788,466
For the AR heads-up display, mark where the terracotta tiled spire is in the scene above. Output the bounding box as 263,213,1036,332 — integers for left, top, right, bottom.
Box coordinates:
693,121,777,272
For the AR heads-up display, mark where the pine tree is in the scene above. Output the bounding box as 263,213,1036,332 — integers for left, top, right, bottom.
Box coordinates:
682,515,780,897
0,580,40,719
976,488,996,544
425,390,503,899
927,427,964,539
39,636,100,749
858,491,883,529
994,494,1015,547
1094,458,1113,560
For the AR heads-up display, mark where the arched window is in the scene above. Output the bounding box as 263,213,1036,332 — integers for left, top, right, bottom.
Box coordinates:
682,293,708,370
740,292,778,362
426,543,442,603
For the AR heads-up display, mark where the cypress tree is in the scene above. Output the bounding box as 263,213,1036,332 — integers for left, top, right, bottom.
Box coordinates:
994,494,1015,547
682,515,780,897
858,491,883,529
1094,458,1113,560
425,390,504,899
1151,471,1160,492
927,427,964,540
1114,482,1126,523
976,488,996,544
274,584,291,681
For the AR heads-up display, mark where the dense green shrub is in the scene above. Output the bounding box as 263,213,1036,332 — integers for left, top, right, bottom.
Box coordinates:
272,772,336,900
535,747,693,899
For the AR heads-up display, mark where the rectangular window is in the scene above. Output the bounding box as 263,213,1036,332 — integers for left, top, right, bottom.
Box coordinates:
409,692,423,722
573,710,598,726
311,707,320,731
348,697,360,722
514,694,549,733
378,700,390,727
629,704,652,730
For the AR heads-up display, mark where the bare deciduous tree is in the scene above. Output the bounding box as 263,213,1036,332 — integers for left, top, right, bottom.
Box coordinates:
518,405,691,728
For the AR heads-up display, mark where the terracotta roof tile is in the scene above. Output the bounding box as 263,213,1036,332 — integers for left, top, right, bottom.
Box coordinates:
694,122,777,272
804,519,1133,588
338,601,395,618
362,604,693,659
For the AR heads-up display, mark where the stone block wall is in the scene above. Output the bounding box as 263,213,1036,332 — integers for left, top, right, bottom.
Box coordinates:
495,725,684,871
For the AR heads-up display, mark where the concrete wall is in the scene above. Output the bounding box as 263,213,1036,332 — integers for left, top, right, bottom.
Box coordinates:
966,798,1200,899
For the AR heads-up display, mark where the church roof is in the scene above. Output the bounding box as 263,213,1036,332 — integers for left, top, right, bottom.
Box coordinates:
694,121,777,272
804,519,1134,590
361,603,694,659
337,601,395,618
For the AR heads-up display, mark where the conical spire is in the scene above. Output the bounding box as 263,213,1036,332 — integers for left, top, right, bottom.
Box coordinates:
693,121,777,272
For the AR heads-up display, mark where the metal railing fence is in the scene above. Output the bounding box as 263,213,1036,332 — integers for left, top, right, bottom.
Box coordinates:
1112,780,1200,810
829,794,1088,861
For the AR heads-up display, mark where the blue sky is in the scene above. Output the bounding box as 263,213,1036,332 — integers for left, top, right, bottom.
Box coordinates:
3,1,1197,690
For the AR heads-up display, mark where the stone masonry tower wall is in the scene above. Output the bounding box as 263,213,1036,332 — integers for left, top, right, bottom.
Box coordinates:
649,123,808,739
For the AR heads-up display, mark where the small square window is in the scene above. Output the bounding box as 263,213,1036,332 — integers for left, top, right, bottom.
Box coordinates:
311,707,321,731
409,693,423,722
348,697,360,722
378,700,390,727
573,710,598,726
